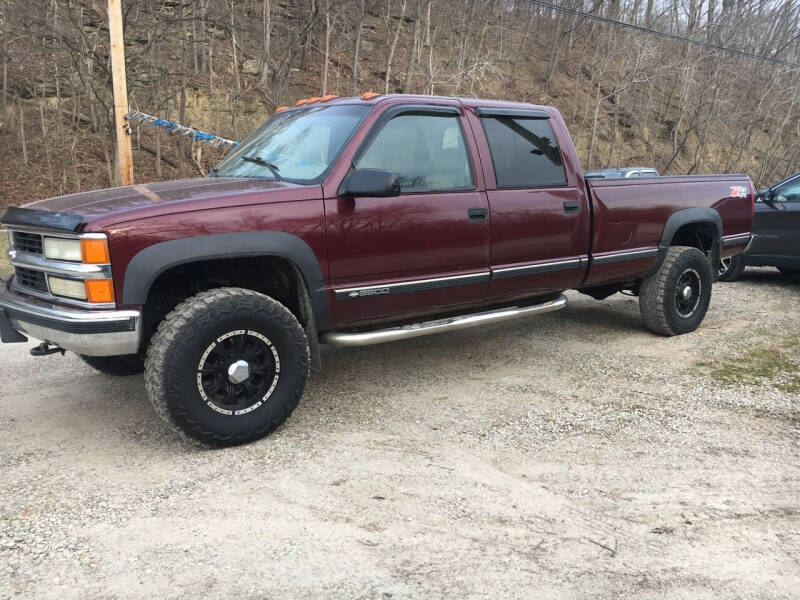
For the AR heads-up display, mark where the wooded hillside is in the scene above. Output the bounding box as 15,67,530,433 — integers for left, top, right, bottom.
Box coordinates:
0,0,798,207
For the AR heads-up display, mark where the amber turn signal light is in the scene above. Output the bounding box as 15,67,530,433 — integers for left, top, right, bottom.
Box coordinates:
81,238,110,264
85,279,115,303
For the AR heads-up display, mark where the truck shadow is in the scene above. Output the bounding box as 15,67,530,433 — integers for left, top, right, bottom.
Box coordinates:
41,296,656,447
313,297,645,382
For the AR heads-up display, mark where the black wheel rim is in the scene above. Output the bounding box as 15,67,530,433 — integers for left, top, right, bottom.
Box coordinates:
674,268,702,318
196,330,280,416
718,257,731,277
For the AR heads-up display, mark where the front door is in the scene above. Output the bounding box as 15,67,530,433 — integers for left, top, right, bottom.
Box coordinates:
325,106,490,326
752,175,800,264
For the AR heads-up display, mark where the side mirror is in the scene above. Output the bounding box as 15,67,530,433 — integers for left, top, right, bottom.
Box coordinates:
760,189,788,208
340,169,401,198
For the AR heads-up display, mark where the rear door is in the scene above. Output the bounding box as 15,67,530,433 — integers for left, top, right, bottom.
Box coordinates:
324,104,491,326
752,176,800,262
467,107,589,298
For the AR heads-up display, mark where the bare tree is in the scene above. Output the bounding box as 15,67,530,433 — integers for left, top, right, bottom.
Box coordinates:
384,0,406,94
1,0,799,206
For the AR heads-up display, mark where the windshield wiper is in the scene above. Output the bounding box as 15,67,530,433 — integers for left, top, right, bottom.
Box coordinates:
241,155,282,181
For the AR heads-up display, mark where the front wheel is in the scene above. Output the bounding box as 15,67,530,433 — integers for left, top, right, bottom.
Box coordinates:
144,288,310,446
717,254,745,282
639,246,713,336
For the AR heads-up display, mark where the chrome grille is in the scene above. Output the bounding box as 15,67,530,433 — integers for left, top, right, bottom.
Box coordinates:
15,267,49,293
6,230,115,308
13,231,44,255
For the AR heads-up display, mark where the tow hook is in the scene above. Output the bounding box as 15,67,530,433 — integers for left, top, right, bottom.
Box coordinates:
30,342,66,357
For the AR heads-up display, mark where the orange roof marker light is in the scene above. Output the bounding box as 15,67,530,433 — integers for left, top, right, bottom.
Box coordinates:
274,106,289,113
361,92,380,100
295,98,312,106
321,94,338,101
308,97,322,103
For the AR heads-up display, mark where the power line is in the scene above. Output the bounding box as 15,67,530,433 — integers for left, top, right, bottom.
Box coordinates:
523,0,800,69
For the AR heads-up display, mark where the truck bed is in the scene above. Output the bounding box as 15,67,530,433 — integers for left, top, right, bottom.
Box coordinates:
582,174,753,287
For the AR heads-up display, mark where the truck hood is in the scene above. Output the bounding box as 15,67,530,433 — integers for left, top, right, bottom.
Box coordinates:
22,177,306,223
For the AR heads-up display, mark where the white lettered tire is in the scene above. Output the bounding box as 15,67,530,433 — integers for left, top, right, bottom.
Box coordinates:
144,288,310,446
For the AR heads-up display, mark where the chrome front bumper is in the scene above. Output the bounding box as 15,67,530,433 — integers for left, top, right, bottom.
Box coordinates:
0,276,141,356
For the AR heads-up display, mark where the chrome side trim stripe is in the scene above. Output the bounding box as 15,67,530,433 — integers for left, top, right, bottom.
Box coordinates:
334,271,490,301
491,258,582,279
334,248,659,301
721,233,751,247
592,248,658,265
322,294,567,346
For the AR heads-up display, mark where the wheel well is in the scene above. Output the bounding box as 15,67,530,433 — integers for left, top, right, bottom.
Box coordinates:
642,220,721,282
141,256,310,347
669,222,718,253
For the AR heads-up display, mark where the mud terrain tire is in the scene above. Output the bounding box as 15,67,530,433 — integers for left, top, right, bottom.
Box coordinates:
639,246,713,336
145,288,309,446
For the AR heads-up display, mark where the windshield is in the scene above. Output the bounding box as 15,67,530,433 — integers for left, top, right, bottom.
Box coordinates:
213,104,370,184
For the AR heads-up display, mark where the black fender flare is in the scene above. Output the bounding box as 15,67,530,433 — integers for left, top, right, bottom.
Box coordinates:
121,231,329,330
645,208,722,277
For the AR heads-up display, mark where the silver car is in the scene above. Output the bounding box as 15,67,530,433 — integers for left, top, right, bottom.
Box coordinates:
585,167,659,179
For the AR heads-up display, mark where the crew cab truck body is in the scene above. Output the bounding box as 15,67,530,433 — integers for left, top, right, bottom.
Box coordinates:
0,94,754,445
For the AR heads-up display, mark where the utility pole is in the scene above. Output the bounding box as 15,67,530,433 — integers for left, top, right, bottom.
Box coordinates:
108,0,133,186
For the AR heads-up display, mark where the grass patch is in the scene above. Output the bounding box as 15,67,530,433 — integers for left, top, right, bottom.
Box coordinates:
0,230,11,277
698,337,800,392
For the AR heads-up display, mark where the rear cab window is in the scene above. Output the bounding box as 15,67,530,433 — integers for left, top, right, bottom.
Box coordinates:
478,110,567,188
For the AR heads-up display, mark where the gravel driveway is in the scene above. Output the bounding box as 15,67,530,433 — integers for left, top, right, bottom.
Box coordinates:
1,269,798,599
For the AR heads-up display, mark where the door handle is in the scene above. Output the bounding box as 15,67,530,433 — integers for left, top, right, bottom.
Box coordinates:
563,201,579,213
468,208,489,222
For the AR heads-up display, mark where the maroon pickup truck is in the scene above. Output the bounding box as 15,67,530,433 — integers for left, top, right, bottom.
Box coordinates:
1,94,754,445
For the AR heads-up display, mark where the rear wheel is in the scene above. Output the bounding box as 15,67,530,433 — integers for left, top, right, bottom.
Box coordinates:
639,246,713,336
145,287,310,446
777,267,800,278
80,354,144,376
717,255,745,282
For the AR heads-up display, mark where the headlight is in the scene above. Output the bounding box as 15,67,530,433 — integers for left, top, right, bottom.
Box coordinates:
43,238,82,262
48,276,87,300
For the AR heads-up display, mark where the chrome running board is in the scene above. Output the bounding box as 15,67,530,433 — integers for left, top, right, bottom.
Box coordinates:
321,294,567,347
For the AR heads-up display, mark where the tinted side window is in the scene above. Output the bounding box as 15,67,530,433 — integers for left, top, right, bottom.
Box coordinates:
481,117,567,188
356,114,473,192
774,179,800,202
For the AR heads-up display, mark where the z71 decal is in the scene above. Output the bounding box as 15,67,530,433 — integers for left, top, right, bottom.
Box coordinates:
730,186,749,198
